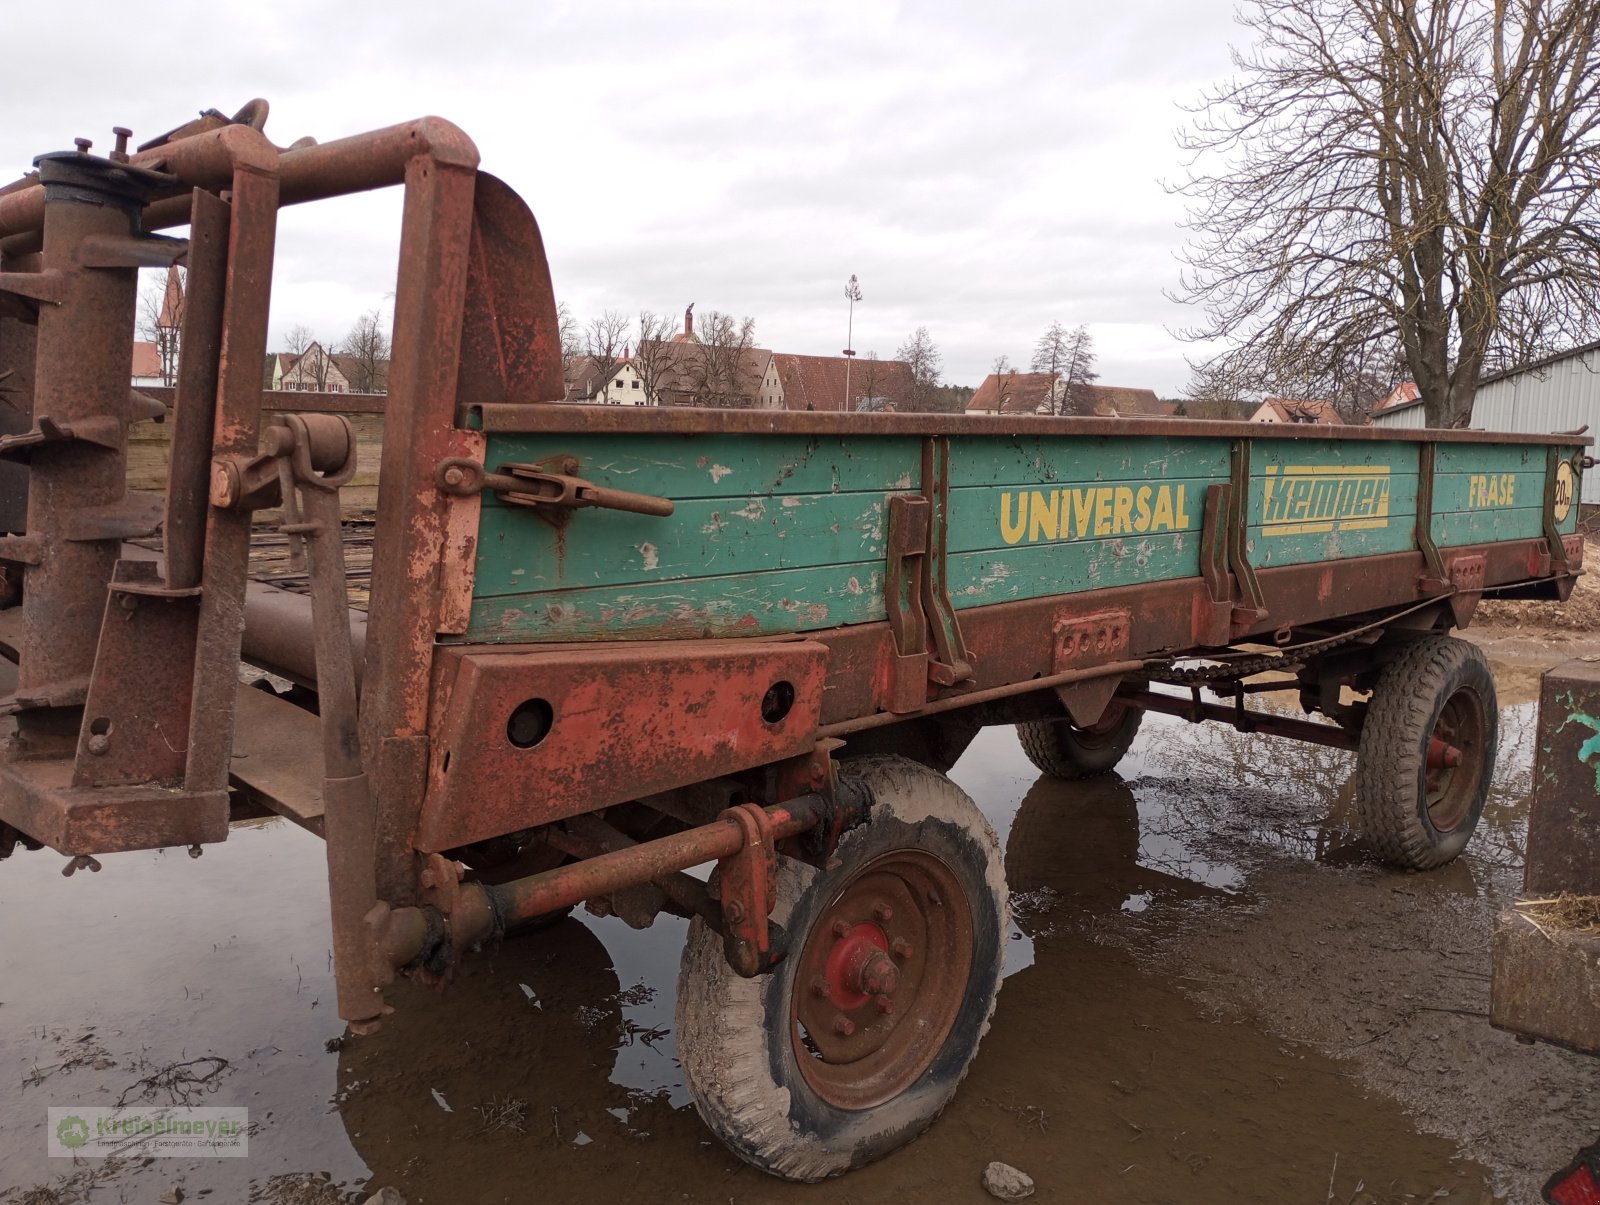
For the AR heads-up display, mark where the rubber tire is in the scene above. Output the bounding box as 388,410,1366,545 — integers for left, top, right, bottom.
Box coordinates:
675,755,1007,1182
1354,634,1497,870
1016,703,1144,780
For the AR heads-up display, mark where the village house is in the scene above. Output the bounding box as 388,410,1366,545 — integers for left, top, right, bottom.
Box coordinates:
130,341,165,388
560,308,919,411
1248,398,1342,425
965,373,1171,417
265,342,353,394
771,353,915,412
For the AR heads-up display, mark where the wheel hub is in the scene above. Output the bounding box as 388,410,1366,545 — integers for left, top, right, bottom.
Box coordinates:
1424,695,1484,833
789,849,972,1111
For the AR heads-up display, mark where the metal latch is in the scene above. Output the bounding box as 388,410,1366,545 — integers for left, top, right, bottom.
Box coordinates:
435,457,674,517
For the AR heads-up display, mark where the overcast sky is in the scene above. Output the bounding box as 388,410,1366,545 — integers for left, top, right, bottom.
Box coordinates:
5,1,1241,394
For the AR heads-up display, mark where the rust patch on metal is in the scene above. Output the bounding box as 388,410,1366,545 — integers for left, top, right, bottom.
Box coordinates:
416,639,829,851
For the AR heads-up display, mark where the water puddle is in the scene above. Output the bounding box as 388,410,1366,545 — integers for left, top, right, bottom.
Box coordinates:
1,674,1543,1202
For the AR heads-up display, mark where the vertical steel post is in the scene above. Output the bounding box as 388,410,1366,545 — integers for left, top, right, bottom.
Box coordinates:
14,150,153,755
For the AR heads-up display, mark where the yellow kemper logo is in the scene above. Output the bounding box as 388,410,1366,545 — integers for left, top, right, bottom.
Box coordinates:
1261,465,1390,536
1000,484,1191,545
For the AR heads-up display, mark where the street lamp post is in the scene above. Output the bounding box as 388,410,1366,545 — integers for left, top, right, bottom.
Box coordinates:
843,274,862,412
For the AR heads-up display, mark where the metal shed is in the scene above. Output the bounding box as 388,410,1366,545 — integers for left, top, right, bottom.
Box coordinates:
1371,341,1600,503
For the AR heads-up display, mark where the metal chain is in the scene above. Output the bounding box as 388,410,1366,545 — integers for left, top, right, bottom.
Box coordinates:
1141,593,1455,686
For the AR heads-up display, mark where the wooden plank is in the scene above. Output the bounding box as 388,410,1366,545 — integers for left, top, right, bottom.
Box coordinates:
228,683,325,835
479,432,923,503
464,559,886,642
474,491,889,596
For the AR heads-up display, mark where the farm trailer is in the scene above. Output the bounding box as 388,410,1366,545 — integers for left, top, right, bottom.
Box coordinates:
0,101,1587,1180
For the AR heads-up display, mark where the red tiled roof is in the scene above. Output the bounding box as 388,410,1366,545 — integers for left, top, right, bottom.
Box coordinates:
967,372,1057,414
967,375,1165,417
1374,382,1421,412
773,354,915,412
1256,397,1342,424
131,340,162,378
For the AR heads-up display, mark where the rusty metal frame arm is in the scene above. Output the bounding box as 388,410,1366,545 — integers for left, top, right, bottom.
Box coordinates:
370,796,826,974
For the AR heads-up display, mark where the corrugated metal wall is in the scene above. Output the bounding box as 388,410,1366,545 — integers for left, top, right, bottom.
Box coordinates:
1371,348,1600,503
1369,403,1427,430
1475,348,1600,504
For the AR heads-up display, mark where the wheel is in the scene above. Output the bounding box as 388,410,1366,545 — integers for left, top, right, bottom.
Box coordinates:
1016,700,1143,779
675,755,1007,1181
1354,634,1497,870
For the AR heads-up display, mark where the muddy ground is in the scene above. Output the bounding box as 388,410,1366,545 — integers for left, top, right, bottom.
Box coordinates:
2,631,1598,1204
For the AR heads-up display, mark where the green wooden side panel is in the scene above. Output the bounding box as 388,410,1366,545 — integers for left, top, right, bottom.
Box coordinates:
464,429,1578,643
948,533,1200,608
465,561,886,642
1432,443,1557,546
945,434,1232,487
468,433,918,640
943,435,1225,604
1243,440,1419,569
474,492,890,596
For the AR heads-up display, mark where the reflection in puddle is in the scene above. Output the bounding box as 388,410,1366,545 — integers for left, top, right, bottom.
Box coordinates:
1121,698,1536,891
0,687,1540,1202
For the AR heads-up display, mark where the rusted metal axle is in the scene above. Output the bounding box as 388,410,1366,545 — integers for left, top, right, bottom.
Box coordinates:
368,795,829,981
1117,686,1361,749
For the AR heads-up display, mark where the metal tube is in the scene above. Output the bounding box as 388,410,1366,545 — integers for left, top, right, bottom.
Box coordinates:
817,659,1148,738
380,798,822,967
1118,687,1360,749
14,153,149,755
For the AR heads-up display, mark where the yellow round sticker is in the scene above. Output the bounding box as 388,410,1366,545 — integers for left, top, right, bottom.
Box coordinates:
1554,459,1575,524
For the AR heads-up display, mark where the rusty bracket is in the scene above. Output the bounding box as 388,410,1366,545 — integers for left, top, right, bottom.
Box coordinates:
1415,443,1449,592
434,455,674,517
0,413,125,459
1227,440,1267,634
716,802,788,977
883,493,932,713
1544,447,1577,578
1445,554,1487,627
921,437,974,687
1196,483,1234,645
1051,608,1133,726
210,413,357,514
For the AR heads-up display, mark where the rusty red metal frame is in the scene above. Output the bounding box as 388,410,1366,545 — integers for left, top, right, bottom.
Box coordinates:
0,101,1590,1035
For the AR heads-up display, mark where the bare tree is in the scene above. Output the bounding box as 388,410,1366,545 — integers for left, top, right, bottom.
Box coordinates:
342,309,390,394
858,351,883,407
137,267,185,386
278,325,325,391
690,311,757,407
557,301,582,381
1030,322,1097,414
584,309,630,404
1030,323,1068,378
1172,0,1600,428
896,327,944,411
1058,324,1099,416
632,310,679,406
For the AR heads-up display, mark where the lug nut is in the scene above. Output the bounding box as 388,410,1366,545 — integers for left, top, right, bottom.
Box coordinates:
873,902,893,923
831,918,851,938
875,994,894,1014
832,1014,855,1037
891,937,913,959
74,137,92,155
111,127,131,163
810,975,829,998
